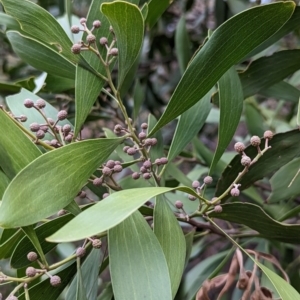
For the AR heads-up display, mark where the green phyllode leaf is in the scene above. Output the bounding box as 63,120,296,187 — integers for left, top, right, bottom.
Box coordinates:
47,186,199,242
101,1,144,89
108,210,172,300
149,2,295,135
210,67,243,172
154,195,186,298
0,138,122,228
209,203,300,244
146,0,170,29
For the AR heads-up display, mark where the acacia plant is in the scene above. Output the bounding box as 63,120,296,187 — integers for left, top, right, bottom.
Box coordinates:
1,0,300,299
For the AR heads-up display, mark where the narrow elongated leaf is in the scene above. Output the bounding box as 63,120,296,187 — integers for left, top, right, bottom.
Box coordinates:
209,203,300,244
97,283,113,300
66,249,101,300
6,31,75,79
0,109,41,179
149,2,295,135
259,81,300,103
101,1,144,88
240,50,300,98
0,11,20,30
184,229,195,267
268,158,300,203
1,0,78,63
175,15,191,74
215,130,300,198
0,138,122,228
154,196,186,297
109,210,172,300
148,114,164,161
0,229,24,259
47,186,199,242
0,171,10,199
167,90,212,163
76,259,89,300
210,67,243,172
146,0,170,29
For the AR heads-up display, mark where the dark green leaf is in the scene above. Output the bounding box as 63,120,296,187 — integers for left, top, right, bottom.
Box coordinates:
146,0,170,29
47,186,199,242
175,15,192,74
64,200,82,216
101,1,144,88
11,214,74,269
210,67,243,172
215,130,300,198
154,196,186,297
184,229,195,267
149,2,295,135
167,90,212,164
240,50,300,98
6,31,75,79
0,108,41,179
76,259,89,300
44,74,75,93
209,203,300,244
0,229,24,259
148,114,164,161
108,211,172,300
97,283,113,300
268,158,300,203
0,170,10,199
0,138,122,228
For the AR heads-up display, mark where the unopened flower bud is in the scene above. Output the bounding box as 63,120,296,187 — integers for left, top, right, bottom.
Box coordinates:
102,193,109,199
76,247,86,257
203,176,213,185
138,132,146,140
234,142,246,153
79,18,87,24
92,239,102,248
109,48,118,56
99,37,108,45
192,180,200,188
132,172,140,180
231,188,240,197
241,155,251,166
175,200,183,209
188,195,197,201
250,135,261,147
106,160,115,168
151,138,158,146
26,267,37,277
86,34,96,43
93,20,101,28
24,98,34,108
214,205,222,213
93,177,103,186
50,275,61,287
160,157,168,165
102,166,111,175
36,130,45,139
47,118,55,125
19,115,27,122
30,122,40,132
71,43,81,54
27,251,38,262
264,130,273,140
63,124,71,134
57,110,68,121
141,123,148,130
36,99,46,109
71,25,80,33
78,190,86,198
113,164,123,173
143,173,151,179
123,146,130,153
64,134,73,142
154,158,162,165
127,147,137,156
143,160,152,169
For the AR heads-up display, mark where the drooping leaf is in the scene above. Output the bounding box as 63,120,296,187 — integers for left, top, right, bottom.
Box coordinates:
149,2,295,135
154,195,186,298
101,1,144,88
66,249,101,300
210,67,243,172
209,203,300,244
175,15,192,74
146,0,170,29
268,157,300,203
6,31,75,79
167,90,212,164
108,210,172,300
240,50,300,98
215,130,300,198
47,186,200,242
0,138,122,228
0,109,41,179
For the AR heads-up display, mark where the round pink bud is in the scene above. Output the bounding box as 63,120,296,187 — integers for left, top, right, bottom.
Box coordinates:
50,275,61,287
36,130,45,139
123,146,130,153
57,209,67,216
192,180,200,188
93,20,101,28
143,173,151,180
155,158,162,165
132,172,140,180
93,177,103,186
76,247,86,257
50,139,59,147
241,155,251,166
214,205,223,213
47,118,55,125
78,190,86,199
115,160,121,165
151,138,158,146
7,296,18,300
27,251,38,262
24,98,34,108
144,138,152,146
71,25,80,33
19,115,27,122
175,200,183,209
160,157,168,165
99,37,108,45
114,124,123,133
63,124,71,133
64,134,73,142
79,18,87,24
126,147,137,156
143,160,152,169
141,123,148,130
203,176,213,185
92,239,102,248
102,193,109,199
36,99,46,108
140,166,147,173
188,195,197,201
234,142,246,153
250,135,261,147
264,130,273,140
86,34,96,43
230,188,240,197
71,43,81,54
57,110,68,121
26,267,37,277
40,125,48,132
138,132,146,140
106,160,115,168
109,48,118,56
102,166,111,176
113,164,123,173
30,122,40,132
